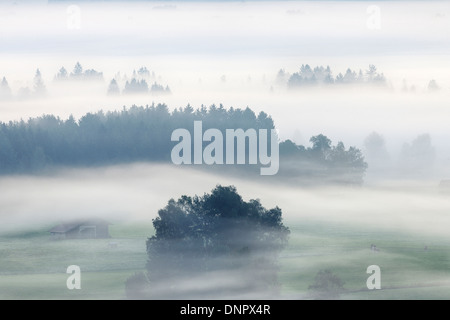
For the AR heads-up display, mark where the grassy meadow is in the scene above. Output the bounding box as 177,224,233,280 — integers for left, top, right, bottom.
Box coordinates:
0,217,449,300
0,221,152,300
280,219,450,299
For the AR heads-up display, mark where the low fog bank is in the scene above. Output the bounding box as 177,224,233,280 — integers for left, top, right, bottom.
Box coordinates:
1,163,450,240
127,265,284,300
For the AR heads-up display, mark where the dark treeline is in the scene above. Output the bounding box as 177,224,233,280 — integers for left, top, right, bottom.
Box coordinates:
0,104,367,184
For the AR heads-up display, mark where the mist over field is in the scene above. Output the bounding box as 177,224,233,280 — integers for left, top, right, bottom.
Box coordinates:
1,162,450,299
1,163,450,237
0,0,450,300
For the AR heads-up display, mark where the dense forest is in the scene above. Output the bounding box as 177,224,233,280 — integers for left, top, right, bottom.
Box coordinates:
0,104,367,184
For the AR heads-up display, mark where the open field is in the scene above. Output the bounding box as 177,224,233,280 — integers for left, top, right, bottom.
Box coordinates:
0,221,151,299
1,217,449,300
280,219,450,299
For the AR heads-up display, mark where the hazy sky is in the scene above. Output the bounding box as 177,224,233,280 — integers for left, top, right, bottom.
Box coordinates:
0,1,448,78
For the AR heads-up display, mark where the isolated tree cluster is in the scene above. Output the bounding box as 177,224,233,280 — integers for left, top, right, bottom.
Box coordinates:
126,185,290,299
279,135,368,185
282,64,386,88
109,78,171,95
54,62,103,82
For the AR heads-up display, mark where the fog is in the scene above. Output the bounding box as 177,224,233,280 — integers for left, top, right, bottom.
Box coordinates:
1,161,449,298
1,162,450,238
1,0,450,299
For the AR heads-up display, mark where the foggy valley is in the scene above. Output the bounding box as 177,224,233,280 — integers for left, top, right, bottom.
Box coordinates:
0,0,449,300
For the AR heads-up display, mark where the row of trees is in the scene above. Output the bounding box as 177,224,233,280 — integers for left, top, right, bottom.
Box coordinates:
279,64,387,88
1,62,443,100
281,64,443,92
363,131,436,177
0,70,47,100
0,104,367,184
54,62,103,82
0,63,169,100
107,79,171,95
279,135,367,185
0,63,100,100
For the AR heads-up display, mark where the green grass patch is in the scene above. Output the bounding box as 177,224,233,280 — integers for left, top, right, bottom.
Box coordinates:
0,218,449,299
278,219,450,299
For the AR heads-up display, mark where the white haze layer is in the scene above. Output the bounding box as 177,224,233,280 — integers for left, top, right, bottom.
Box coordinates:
1,163,450,242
